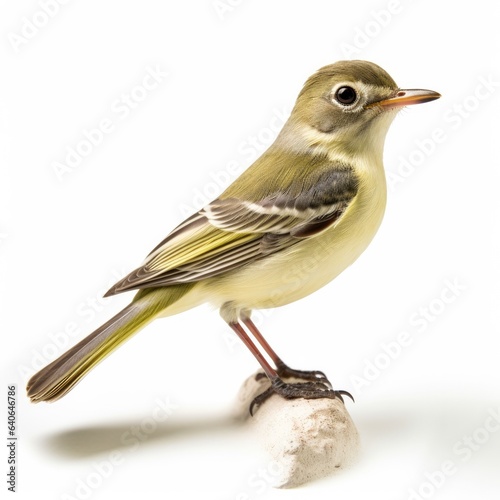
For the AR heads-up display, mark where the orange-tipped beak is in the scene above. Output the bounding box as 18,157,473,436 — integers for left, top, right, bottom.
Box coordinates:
369,89,441,109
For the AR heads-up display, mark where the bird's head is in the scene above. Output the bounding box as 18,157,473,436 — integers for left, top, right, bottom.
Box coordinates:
280,60,440,159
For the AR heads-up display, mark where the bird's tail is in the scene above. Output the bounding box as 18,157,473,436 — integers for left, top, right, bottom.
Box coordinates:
27,285,193,403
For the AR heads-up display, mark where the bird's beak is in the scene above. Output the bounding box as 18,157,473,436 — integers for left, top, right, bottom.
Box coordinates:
369,89,441,109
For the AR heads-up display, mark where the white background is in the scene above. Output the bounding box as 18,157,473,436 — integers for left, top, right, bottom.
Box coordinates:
1,1,500,498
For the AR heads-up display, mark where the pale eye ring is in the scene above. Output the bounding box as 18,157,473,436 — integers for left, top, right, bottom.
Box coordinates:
335,86,357,105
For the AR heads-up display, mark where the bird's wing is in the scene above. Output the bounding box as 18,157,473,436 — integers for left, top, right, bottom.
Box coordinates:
105,165,358,295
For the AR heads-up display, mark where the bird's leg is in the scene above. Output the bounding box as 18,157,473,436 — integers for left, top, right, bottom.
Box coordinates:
241,316,330,386
229,319,353,416
228,321,277,381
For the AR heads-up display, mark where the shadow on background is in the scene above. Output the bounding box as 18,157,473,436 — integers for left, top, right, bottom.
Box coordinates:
38,395,500,464
41,414,243,459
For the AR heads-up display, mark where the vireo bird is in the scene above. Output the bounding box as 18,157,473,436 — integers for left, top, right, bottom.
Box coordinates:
27,60,440,413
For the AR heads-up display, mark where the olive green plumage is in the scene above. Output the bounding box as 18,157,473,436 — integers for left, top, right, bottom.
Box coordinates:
26,60,440,404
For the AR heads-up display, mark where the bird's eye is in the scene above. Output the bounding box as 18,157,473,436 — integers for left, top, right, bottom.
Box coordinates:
335,86,357,105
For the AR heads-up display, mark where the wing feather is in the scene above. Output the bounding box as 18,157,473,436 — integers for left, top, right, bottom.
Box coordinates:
105,163,358,296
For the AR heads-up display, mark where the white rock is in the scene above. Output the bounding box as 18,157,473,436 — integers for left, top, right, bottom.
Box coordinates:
234,370,360,488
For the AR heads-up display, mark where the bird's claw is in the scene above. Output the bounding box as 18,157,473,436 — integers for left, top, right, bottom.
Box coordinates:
249,379,354,416
255,366,331,387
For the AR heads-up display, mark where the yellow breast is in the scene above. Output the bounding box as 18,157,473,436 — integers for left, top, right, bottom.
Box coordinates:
203,155,387,314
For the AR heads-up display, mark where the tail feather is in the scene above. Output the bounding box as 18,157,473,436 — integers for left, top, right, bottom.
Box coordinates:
27,285,193,403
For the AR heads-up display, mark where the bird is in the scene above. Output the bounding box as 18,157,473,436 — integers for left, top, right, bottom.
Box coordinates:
27,60,440,414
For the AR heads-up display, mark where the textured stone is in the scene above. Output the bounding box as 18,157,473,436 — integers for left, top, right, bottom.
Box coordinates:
234,370,360,488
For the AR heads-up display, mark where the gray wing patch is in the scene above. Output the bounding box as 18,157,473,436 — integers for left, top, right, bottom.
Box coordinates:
205,165,359,237
267,167,358,212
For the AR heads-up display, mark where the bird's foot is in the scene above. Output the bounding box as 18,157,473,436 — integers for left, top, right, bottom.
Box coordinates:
254,363,330,386
277,363,331,385
250,377,354,416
